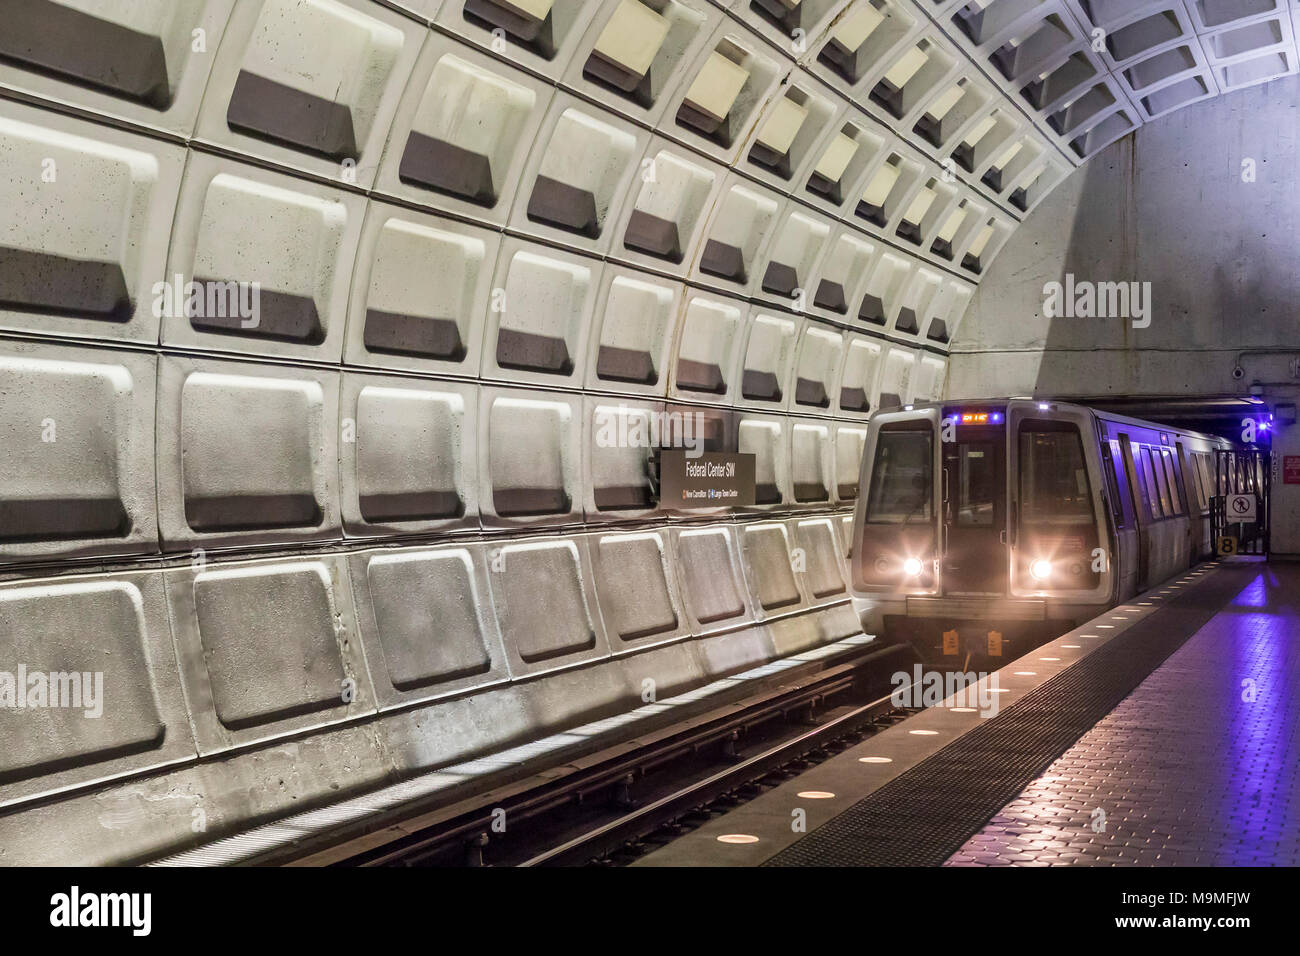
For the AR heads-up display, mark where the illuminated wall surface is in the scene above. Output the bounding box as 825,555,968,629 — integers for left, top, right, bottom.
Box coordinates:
1,0,1296,863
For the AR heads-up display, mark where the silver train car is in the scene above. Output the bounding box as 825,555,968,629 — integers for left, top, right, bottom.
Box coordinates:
849,399,1232,660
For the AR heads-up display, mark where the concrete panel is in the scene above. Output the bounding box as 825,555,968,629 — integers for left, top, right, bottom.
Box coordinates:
585,396,661,518
891,263,944,339
768,602,862,655
670,291,747,402
607,136,724,276
0,570,193,808
348,544,509,709
689,175,783,295
856,249,912,330
339,372,477,538
589,529,688,651
435,0,591,81
195,0,420,186
692,624,774,678
483,240,598,386
658,18,787,165
800,118,888,220
487,537,611,677
480,387,582,527
0,0,234,136
562,0,722,129
164,154,364,362
672,525,753,631
833,422,869,503
343,201,499,376
0,340,158,564
877,344,917,410
157,355,340,550
737,312,798,409
838,328,881,416
739,522,805,614
790,323,843,411
166,554,374,754
585,266,679,396
739,73,839,195
836,511,855,561
806,229,877,320
374,33,553,226
511,93,647,255
913,354,948,403
738,413,790,508
791,515,849,601
752,208,832,309
735,0,849,64
0,99,184,344
790,421,833,505
807,0,924,98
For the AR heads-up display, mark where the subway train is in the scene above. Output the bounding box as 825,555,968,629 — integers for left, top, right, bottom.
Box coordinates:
849,398,1233,660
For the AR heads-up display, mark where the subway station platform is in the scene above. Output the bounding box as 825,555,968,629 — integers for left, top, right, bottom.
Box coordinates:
636,557,1300,867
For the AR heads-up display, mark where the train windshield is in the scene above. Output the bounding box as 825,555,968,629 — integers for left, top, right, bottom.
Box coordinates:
866,428,933,524
1019,425,1092,523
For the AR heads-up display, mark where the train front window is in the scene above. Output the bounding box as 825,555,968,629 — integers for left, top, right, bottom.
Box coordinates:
866,428,933,524
1019,425,1091,524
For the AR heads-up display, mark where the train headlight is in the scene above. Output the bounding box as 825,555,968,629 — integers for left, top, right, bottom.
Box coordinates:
902,557,923,577
1030,559,1052,581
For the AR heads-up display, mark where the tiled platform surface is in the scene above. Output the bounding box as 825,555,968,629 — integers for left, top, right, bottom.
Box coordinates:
946,561,1300,867
636,557,1299,866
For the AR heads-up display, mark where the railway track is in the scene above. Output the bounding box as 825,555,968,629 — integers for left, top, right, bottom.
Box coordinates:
527,691,922,867
270,641,921,867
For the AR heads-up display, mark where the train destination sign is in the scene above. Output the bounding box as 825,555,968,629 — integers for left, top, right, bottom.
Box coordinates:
660,451,756,508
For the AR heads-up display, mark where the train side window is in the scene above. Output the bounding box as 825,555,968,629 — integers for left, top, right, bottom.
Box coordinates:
1153,451,1170,517
865,426,933,524
1117,433,1146,525
1161,449,1184,515
1196,452,1215,502
1137,446,1162,519
1186,451,1207,514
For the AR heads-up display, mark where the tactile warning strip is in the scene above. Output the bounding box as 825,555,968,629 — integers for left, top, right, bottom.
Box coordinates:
763,566,1256,867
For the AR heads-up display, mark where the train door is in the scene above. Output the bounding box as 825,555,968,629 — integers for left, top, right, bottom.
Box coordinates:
940,413,1006,594
1175,441,1205,560
1099,425,1138,601
1117,433,1149,589
1007,403,1109,602
854,411,941,591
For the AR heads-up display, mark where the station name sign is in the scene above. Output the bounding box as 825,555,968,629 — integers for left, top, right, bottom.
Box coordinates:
659,451,756,508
